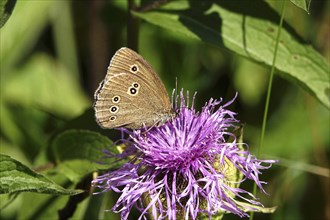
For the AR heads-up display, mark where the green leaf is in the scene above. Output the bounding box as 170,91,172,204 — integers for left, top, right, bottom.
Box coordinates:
50,130,118,162
133,1,330,109
290,0,311,13
0,0,56,69
0,0,16,28
55,160,107,183
199,212,224,220
0,154,82,195
0,100,22,145
223,126,244,188
15,171,90,219
50,130,123,181
17,192,70,220
2,54,89,118
235,201,277,213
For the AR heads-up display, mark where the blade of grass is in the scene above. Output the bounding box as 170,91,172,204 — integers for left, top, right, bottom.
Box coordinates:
250,0,287,219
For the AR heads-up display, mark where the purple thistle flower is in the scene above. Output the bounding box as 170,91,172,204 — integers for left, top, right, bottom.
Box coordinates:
92,91,276,220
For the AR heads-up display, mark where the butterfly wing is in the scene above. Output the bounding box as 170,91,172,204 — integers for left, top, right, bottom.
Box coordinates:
94,47,172,129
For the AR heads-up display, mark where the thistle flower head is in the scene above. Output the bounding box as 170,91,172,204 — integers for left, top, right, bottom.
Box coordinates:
92,91,276,220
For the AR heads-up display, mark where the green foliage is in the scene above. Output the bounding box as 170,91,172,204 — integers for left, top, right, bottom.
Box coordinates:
134,1,329,109
50,129,116,162
290,0,311,12
0,0,328,219
0,154,82,195
3,54,89,117
50,130,122,182
0,0,16,28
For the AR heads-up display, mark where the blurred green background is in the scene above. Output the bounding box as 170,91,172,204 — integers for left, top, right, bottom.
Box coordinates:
0,0,329,220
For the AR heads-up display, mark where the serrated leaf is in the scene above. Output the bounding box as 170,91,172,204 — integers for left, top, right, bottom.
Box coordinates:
290,0,311,12
0,154,82,195
0,0,16,28
133,1,330,109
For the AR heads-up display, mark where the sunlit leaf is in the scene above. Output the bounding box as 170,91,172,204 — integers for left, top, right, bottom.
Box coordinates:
237,201,276,213
0,0,16,28
133,1,329,109
16,170,90,219
290,0,311,13
0,154,82,195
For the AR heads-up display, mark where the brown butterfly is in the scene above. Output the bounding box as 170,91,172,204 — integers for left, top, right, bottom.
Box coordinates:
94,47,173,129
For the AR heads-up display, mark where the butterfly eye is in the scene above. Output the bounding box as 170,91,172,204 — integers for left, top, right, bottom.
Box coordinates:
112,95,120,103
130,65,138,73
110,116,116,121
132,82,140,88
110,106,119,113
128,87,138,96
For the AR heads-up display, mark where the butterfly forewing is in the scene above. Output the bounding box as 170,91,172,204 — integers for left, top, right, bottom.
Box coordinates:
94,47,172,129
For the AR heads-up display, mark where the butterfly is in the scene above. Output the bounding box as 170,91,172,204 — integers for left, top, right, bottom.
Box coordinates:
94,47,174,129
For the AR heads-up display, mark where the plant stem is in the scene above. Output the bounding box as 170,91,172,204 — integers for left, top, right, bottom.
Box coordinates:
127,0,139,51
250,0,287,219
